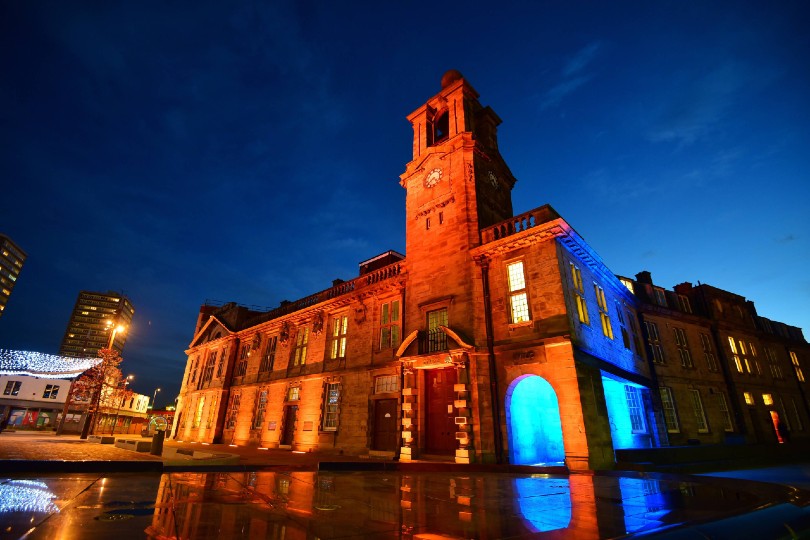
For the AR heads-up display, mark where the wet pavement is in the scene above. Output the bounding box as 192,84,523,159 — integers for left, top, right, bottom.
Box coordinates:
1,432,810,538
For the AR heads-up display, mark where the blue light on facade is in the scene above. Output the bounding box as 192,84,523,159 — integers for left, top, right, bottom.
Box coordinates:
514,476,572,532
506,375,565,465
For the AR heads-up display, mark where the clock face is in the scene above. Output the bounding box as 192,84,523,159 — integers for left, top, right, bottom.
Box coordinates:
424,168,443,188
488,170,499,189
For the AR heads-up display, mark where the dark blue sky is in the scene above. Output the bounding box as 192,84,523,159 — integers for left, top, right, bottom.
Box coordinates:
1,1,808,406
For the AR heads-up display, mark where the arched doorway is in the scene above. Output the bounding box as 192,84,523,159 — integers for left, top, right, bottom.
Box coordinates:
506,375,565,465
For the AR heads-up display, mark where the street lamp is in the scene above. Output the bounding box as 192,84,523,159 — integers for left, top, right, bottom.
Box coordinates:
151,388,161,410
106,322,126,349
111,374,134,435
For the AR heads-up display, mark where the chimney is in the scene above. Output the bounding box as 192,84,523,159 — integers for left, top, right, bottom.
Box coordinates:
635,271,653,285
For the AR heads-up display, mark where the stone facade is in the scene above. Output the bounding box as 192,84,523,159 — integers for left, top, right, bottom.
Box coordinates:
172,71,809,469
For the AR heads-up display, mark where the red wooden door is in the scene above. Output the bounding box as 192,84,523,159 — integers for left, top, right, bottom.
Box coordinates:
373,398,399,451
425,367,457,454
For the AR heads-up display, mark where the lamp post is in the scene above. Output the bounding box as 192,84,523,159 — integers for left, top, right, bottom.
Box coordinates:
151,387,161,410
111,374,133,435
107,322,126,349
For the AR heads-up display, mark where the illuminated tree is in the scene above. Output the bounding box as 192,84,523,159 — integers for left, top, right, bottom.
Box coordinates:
71,348,129,437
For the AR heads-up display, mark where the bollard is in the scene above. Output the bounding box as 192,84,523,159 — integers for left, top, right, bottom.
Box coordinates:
150,430,165,456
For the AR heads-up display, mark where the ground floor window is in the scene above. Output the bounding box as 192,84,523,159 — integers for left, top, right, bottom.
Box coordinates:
254,390,267,429
225,394,241,429
624,386,646,433
322,382,341,431
688,389,709,433
659,387,680,433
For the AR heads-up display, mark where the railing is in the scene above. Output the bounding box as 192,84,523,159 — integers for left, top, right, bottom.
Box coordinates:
480,204,560,244
418,329,448,355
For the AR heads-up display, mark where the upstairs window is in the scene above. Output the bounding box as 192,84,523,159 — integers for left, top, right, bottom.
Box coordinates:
570,263,589,325
200,350,216,386
507,261,530,323
700,333,718,371
645,321,665,364
594,284,613,339
677,294,692,314
379,299,401,350
259,336,278,373
293,327,309,366
653,288,667,307
329,315,348,361
765,347,783,379
426,308,448,353
43,384,60,399
790,351,805,382
673,327,693,368
234,345,249,378
4,381,21,396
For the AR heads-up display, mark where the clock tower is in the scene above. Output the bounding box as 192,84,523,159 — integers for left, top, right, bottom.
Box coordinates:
400,70,516,341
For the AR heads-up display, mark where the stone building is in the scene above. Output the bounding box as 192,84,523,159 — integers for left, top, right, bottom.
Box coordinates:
619,272,810,446
172,71,807,469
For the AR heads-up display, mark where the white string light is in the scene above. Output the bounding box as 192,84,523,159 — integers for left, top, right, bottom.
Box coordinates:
0,349,101,378
0,480,59,514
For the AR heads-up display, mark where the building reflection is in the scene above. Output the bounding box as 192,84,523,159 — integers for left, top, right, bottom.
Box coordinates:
142,470,763,539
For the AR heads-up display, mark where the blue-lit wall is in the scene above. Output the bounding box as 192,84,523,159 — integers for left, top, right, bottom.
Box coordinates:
515,477,572,532
601,374,652,449
506,375,565,465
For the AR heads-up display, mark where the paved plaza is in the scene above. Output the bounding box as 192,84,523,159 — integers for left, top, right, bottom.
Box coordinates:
1,431,810,538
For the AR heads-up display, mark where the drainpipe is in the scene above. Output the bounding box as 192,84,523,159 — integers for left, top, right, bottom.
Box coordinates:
479,257,504,464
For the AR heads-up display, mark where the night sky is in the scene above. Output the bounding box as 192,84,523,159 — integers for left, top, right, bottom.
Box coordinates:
1,2,808,407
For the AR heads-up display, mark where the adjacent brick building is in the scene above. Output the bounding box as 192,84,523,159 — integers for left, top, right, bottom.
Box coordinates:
172,71,809,469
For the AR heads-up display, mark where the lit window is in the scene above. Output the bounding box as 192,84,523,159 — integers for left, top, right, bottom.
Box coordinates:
594,285,613,339
329,315,348,361
619,278,635,294
645,321,665,364
287,386,300,401
379,299,401,350
322,382,341,431
659,387,679,433
688,389,709,433
374,374,399,394
624,386,646,432
762,394,773,406
743,392,755,406
507,261,531,323
570,263,589,325
293,327,309,366
789,351,805,382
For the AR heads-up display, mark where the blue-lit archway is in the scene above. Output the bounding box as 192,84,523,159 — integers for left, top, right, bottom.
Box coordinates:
506,375,565,465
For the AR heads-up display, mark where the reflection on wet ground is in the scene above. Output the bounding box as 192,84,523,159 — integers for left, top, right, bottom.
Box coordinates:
2,470,809,539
